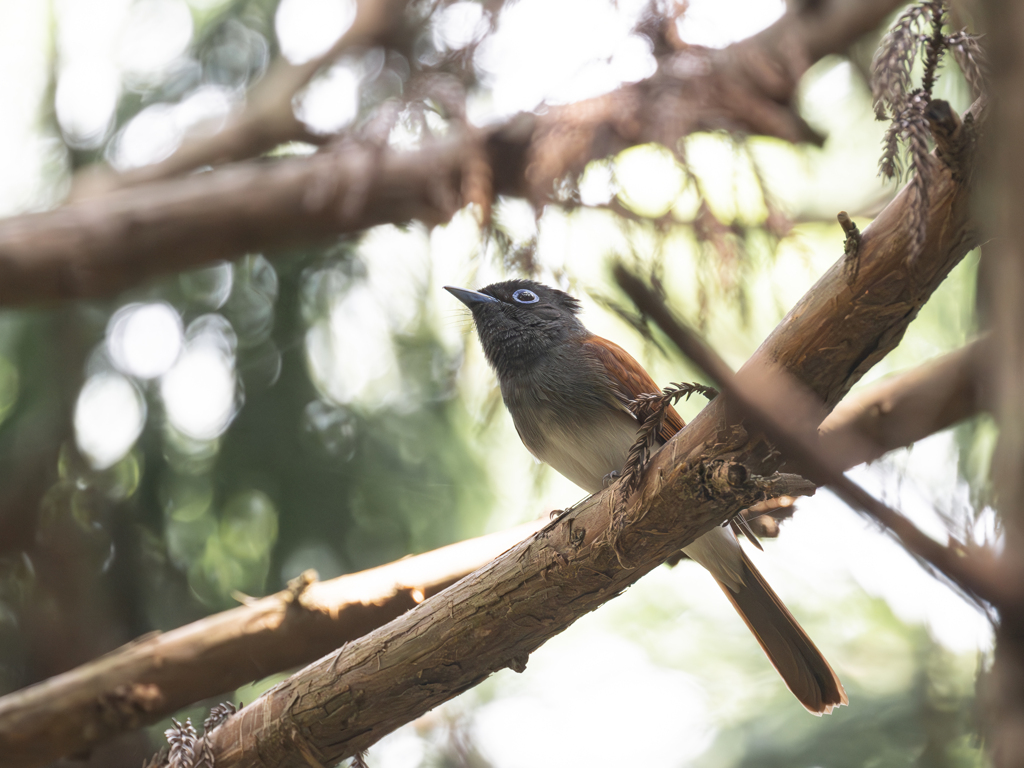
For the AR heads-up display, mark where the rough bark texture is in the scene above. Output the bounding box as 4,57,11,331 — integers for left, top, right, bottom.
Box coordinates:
0,522,545,768
192,104,981,767
0,0,906,307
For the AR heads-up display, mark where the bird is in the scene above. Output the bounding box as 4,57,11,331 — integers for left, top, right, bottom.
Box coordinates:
445,278,847,715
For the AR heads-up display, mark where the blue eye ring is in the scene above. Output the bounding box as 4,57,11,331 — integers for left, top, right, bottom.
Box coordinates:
512,289,539,304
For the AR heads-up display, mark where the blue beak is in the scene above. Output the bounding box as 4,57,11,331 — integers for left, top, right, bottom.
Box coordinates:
444,286,500,306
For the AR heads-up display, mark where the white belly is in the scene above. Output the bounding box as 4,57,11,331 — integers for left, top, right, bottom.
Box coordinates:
517,405,638,495
513,403,744,589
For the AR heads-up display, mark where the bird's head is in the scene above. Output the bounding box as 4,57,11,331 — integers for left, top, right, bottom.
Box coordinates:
444,279,586,376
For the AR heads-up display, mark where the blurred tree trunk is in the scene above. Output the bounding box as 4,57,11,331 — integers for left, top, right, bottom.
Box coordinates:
978,2,1024,766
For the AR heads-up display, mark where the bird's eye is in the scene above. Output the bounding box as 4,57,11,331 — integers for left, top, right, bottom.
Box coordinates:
512,289,539,304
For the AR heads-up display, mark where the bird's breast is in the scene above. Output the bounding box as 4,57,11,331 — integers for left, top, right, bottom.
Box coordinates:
501,372,638,495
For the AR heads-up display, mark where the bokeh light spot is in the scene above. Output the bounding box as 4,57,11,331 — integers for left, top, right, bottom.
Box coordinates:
161,340,238,441
55,61,120,148
110,86,236,170
676,0,785,48
180,262,234,309
221,490,278,560
294,63,360,134
433,2,487,50
74,373,146,470
117,0,194,84
615,144,685,218
275,0,356,65
110,104,179,169
108,302,184,379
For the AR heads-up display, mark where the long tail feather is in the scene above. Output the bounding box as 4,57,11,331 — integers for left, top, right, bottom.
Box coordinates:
716,549,848,715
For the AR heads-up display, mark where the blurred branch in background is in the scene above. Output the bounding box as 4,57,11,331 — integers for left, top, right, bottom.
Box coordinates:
818,333,990,468
0,520,545,768
0,140,469,304
71,0,416,199
0,0,907,306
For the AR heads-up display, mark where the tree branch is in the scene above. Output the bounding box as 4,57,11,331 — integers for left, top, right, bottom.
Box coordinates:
0,521,546,768
0,0,907,306
818,334,990,468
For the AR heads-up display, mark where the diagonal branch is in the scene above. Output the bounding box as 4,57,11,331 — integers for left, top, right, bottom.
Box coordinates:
0,521,547,768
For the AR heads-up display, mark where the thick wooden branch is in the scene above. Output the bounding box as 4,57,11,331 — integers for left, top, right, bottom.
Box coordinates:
0,521,545,768
0,0,906,307
185,103,981,767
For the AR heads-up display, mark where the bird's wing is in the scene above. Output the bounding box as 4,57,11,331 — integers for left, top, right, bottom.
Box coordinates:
580,335,685,442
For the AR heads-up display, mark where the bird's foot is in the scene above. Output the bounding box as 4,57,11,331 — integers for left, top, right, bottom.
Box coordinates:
602,470,620,488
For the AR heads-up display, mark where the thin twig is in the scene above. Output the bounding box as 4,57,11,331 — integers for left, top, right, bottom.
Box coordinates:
838,210,862,281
